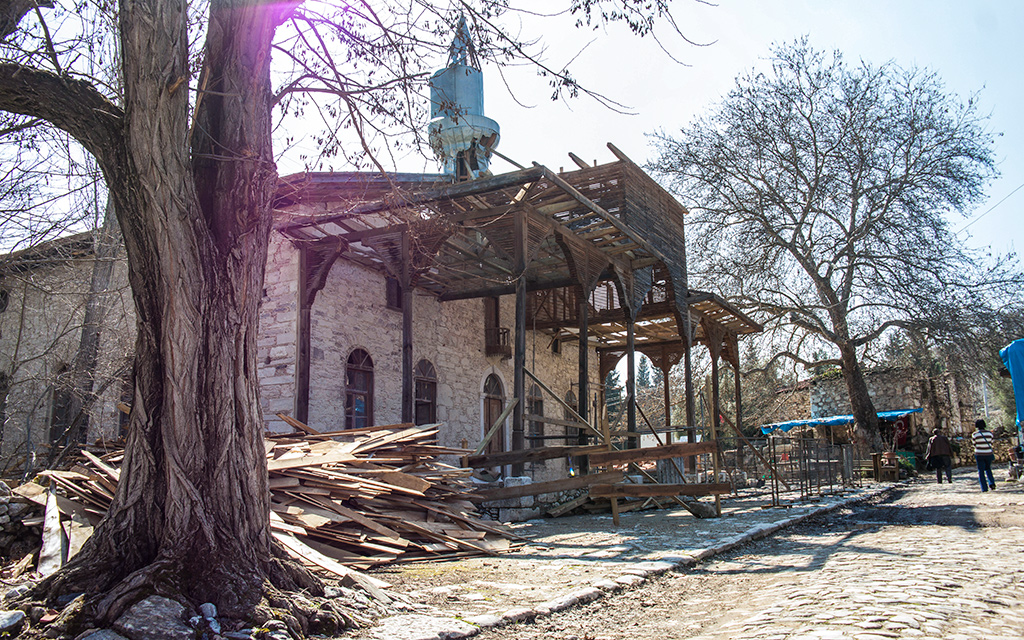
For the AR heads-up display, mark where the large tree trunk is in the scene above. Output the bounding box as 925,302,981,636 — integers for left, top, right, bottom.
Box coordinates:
838,342,883,451
43,0,304,621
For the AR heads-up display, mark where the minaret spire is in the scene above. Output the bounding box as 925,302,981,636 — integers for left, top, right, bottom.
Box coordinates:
428,15,500,182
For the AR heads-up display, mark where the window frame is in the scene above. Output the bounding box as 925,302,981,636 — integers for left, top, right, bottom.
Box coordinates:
413,359,437,425
345,348,374,429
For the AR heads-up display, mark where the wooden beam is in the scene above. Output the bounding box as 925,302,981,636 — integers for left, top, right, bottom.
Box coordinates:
464,444,607,469
590,483,732,498
535,164,668,263
588,441,717,467
473,471,624,502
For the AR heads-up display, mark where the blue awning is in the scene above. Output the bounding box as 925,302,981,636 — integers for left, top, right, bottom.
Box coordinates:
760,408,923,435
1000,339,1024,432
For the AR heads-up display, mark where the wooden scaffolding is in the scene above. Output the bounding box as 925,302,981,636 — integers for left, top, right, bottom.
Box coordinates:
273,143,761,521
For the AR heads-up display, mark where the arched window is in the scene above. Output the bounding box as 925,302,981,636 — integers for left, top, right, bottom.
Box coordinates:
345,349,374,429
482,374,505,461
527,383,544,449
414,359,437,425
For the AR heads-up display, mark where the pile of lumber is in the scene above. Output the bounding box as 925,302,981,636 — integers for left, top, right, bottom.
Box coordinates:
13,419,521,585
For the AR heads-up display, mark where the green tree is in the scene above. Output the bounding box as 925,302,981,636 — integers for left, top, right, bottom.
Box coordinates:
637,355,652,388
605,368,623,417
652,40,1024,450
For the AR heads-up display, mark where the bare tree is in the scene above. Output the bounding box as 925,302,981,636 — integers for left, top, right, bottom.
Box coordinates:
652,40,1024,450
0,0,692,629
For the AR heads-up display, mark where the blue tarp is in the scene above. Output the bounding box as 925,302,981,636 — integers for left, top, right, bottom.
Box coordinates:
1000,339,1024,442
760,408,923,435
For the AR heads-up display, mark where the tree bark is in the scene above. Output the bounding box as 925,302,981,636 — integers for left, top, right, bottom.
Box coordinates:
0,0,303,621
838,342,882,451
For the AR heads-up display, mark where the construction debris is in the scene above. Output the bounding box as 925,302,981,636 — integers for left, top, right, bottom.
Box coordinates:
8,420,521,588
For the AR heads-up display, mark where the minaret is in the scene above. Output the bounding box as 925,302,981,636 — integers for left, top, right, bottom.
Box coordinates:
428,16,500,182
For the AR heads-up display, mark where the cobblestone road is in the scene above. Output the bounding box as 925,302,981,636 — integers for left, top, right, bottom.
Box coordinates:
481,468,1024,640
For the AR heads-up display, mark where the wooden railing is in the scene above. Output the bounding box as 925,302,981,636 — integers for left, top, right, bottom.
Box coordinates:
484,326,511,358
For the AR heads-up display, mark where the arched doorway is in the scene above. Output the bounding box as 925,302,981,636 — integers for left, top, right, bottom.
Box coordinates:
483,373,506,473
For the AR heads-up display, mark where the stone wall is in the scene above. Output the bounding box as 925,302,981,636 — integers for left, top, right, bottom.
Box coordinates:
0,247,134,471
257,231,300,432
2,228,602,489
293,240,601,483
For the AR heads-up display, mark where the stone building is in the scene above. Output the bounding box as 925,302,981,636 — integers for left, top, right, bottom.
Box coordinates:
0,26,761,490
0,233,134,473
764,368,982,455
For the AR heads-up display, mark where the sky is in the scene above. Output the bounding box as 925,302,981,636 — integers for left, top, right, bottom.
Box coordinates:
417,0,1024,257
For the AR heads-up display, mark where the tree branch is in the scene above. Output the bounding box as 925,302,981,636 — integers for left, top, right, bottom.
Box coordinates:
0,63,124,179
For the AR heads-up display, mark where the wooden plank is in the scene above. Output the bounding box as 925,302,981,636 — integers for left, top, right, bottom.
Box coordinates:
276,412,322,435
464,444,606,469
360,471,431,494
545,493,590,517
473,471,624,502
523,413,592,430
67,512,93,560
588,441,717,467
267,451,358,471
393,519,498,556
14,481,93,521
80,450,121,482
268,476,301,489
590,483,733,498
310,497,406,542
471,398,518,456
39,488,64,577
272,529,393,602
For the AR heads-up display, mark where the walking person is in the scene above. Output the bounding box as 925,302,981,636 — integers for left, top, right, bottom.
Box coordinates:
973,419,996,491
925,428,953,484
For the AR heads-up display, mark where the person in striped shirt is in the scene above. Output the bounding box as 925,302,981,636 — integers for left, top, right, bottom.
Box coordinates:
973,419,996,491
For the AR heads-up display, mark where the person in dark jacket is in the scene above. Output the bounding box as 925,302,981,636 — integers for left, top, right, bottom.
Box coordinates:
925,427,953,484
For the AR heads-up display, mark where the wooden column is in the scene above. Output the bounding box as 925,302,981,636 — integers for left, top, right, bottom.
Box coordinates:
578,291,591,473
661,345,672,444
626,314,637,449
733,352,745,475
400,231,414,423
704,320,726,517
295,240,344,425
297,247,312,424
512,212,527,475
578,295,589,424
711,356,722,516
683,328,696,473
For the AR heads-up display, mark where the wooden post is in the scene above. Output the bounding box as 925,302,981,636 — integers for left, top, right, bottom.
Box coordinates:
733,358,744,476
401,231,414,424
578,289,590,473
683,335,696,473
512,212,527,475
626,313,636,449
661,345,672,444
707,373,722,517
295,241,344,425
601,411,620,526
296,245,312,424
